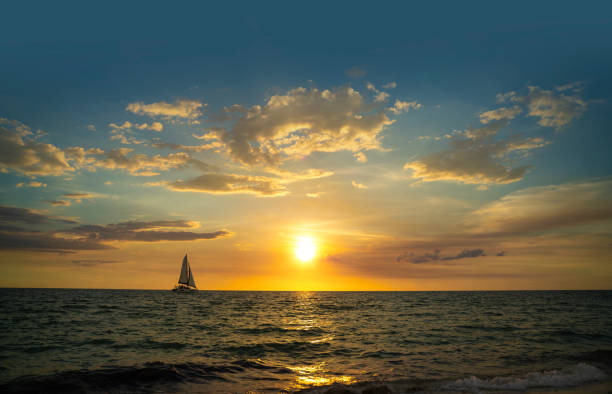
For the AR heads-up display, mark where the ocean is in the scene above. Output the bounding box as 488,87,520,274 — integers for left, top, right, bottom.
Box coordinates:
0,289,611,393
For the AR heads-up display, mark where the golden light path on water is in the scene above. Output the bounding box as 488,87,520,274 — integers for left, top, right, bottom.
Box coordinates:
282,291,357,391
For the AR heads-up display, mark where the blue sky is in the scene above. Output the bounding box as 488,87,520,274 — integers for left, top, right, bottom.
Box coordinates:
1,2,611,289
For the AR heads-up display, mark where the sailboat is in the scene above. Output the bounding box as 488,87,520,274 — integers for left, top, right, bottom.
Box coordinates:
172,254,198,292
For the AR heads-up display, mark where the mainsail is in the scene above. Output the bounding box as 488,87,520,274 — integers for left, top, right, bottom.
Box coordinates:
178,255,190,284
175,253,197,290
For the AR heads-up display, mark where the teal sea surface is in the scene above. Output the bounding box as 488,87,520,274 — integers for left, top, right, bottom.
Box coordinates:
0,289,611,393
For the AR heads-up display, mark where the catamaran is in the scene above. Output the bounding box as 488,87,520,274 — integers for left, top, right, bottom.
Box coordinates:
172,254,197,292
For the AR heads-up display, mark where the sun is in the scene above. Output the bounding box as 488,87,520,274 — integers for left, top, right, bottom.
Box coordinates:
295,236,317,262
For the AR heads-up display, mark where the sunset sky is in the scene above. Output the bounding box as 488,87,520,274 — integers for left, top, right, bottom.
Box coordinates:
1,3,611,290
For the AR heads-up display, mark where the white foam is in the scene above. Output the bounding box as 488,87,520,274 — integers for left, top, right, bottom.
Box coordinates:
444,363,607,391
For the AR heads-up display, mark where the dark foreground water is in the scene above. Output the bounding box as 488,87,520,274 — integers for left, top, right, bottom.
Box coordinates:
0,290,611,393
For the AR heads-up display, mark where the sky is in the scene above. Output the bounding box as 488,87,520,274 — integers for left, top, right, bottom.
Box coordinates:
1,2,611,290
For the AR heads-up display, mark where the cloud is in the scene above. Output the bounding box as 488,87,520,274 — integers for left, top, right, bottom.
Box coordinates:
45,200,71,207
158,173,289,197
479,106,522,124
366,82,390,102
126,99,204,120
72,259,123,267
61,220,230,242
109,121,164,132
216,86,395,166
346,66,366,79
405,115,550,186
306,192,324,198
354,152,367,163
468,179,612,235
496,84,587,128
0,209,228,252
382,82,397,89
352,180,368,189
87,125,96,132
0,123,74,176
388,99,422,114
16,181,46,188
90,148,193,176
62,192,95,200
151,139,224,153
0,205,77,225
396,248,486,263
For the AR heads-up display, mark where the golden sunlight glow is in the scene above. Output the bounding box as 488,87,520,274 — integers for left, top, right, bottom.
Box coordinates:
295,236,316,262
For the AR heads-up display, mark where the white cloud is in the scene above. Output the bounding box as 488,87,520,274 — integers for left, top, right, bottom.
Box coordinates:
382,82,397,89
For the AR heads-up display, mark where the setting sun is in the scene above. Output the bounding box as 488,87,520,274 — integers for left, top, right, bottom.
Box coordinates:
295,236,317,262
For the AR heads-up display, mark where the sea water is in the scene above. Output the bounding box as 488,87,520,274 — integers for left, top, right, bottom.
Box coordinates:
0,289,611,393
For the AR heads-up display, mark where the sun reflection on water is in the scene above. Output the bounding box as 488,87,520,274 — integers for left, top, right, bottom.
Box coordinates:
287,363,357,390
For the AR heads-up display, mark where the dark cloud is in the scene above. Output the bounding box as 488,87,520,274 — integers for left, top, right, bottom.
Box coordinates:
397,248,486,263
0,205,77,225
0,227,111,253
60,220,230,242
0,208,230,252
496,251,507,256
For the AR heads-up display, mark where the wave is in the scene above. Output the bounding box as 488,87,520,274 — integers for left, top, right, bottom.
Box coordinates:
0,359,289,394
443,363,607,391
1,360,609,394
297,363,609,394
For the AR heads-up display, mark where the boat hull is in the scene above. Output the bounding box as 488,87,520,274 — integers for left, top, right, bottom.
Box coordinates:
172,284,197,292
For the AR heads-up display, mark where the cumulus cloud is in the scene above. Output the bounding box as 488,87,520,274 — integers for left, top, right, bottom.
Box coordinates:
404,121,545,185
157,173,289,197
366,82,390,102
346,66,366,79
126,99,204,120
0,123,74,176
388,99,422,114
496,84,587,128
215,86,395,166
479,106,522,124
396,248,486,263
468,179,612,235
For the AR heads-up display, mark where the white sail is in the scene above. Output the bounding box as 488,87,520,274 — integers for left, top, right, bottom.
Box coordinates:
187,264,196,288
178,255,190,284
